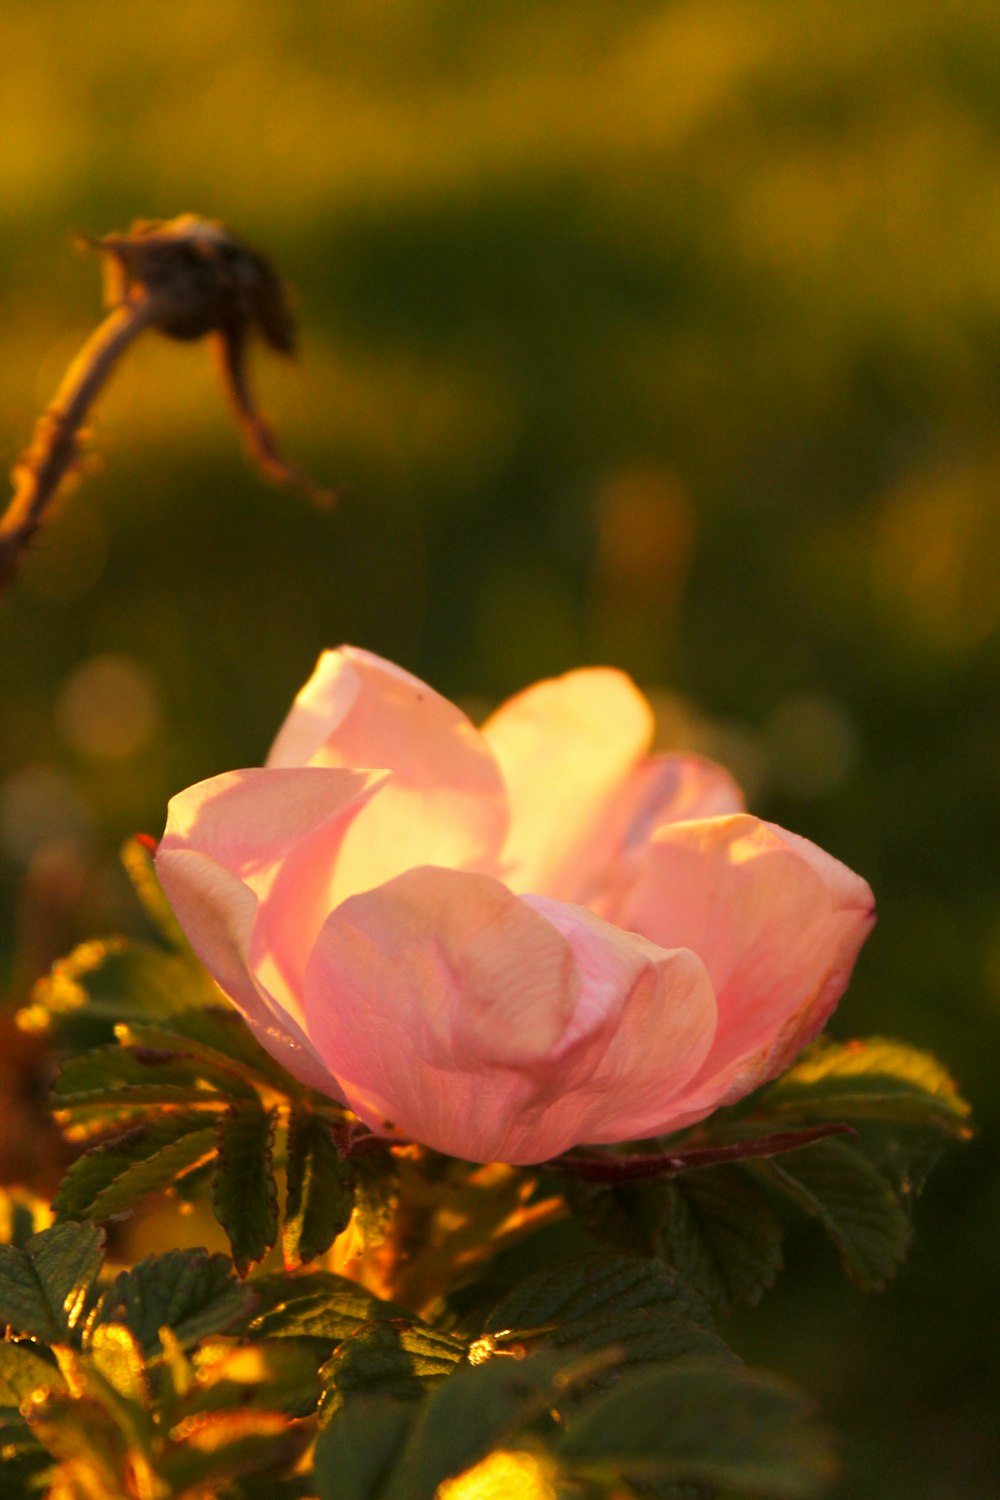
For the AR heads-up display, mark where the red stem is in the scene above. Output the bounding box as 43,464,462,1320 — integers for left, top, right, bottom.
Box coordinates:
549,1122,855,1184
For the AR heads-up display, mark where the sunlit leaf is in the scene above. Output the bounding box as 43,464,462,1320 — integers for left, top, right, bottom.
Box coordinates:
26,938,219,1031
52,1045,231,1118
120,835,190,951
760,1038,972,1134
284,1108,354,1268
88,1324,151,1409
247,1271,410,1345
0,1343,67,1406
0,1222,104,1342
0,1188,54,1249
117,1007,296,1096
86,1248,253,1354
374,1350,569,1500
53,1115,218,1224
352,1155,399,1253
162,1409,312,1494
191,1338,324,1421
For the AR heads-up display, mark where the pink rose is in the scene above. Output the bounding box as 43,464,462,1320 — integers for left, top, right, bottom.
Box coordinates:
156,648,874,1165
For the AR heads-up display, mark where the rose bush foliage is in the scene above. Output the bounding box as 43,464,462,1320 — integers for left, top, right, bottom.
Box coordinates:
156,648,874,1164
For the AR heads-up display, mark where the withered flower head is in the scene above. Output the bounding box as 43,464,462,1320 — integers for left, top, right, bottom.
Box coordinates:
87,214,296,352
1,214,330,592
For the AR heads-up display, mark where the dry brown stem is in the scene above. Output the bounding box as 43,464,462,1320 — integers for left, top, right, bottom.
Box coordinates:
0,295,164,591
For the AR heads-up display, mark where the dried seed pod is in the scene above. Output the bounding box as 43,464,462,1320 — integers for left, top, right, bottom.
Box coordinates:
1,215,331,594
87,215,296,351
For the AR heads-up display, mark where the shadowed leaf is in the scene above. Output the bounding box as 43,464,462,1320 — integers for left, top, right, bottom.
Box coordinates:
558,1358,835,1497
482,1252,728,1369
248,1271,410,1346
319,1319,466,1422
755,1137,911,1291
660,1165,786,1311
312,1394,416,1500
212,1099,279,1276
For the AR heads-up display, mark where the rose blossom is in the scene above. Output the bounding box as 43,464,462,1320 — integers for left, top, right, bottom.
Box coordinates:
156,647,874,1165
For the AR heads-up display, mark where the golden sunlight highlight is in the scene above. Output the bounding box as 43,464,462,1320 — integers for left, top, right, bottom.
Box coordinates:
435,1449,556,1500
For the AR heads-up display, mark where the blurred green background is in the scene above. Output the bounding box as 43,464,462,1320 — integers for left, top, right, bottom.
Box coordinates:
1,2,997,1494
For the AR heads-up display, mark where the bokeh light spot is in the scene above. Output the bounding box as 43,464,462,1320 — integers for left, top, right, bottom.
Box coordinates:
55,654,162,761
765,692,859,799
0,765,92,863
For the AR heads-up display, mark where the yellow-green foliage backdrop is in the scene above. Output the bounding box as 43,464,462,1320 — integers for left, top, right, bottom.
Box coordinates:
1,5,997,1495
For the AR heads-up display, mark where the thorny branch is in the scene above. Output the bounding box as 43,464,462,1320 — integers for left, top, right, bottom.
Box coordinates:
0,214,331,594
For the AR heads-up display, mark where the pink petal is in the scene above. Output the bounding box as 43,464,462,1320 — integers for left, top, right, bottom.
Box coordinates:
482,667,653,900
302,870,717,1163
302,868,580,1163
268,647,508,902
156,765,387,1100
618,814,875,1125
579,752,745,914
158,766,385,1018
159,766,383,897
154,847,338,1096
519,896,718,1148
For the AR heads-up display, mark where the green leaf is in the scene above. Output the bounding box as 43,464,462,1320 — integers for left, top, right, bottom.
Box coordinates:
27,938,219,1029
52,1044,232,1110
564,1175,671,1256
659,1164,786,1311
443,1218,606,1336
481,1253,728,1370
378,1351,572,1500
284,1109,354,1268
755,1136,911,1290
27,1390,132,1496
120,835,190,951
352,1156,399,1252
319,1320,466,1422
0,1343,67,1405
0,1408,49,1495
247,1271,410,1345
160,1409,312,1495
558,1359,836,1497
88,1324,151,1408
212,1099,279,1276
312,1394,416,1500
0,1221,104,1342
760,1037,971,1134
87,1249,253,1354
54,1115,218,1224
117,1006,295,1095
191,1338,324,1420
